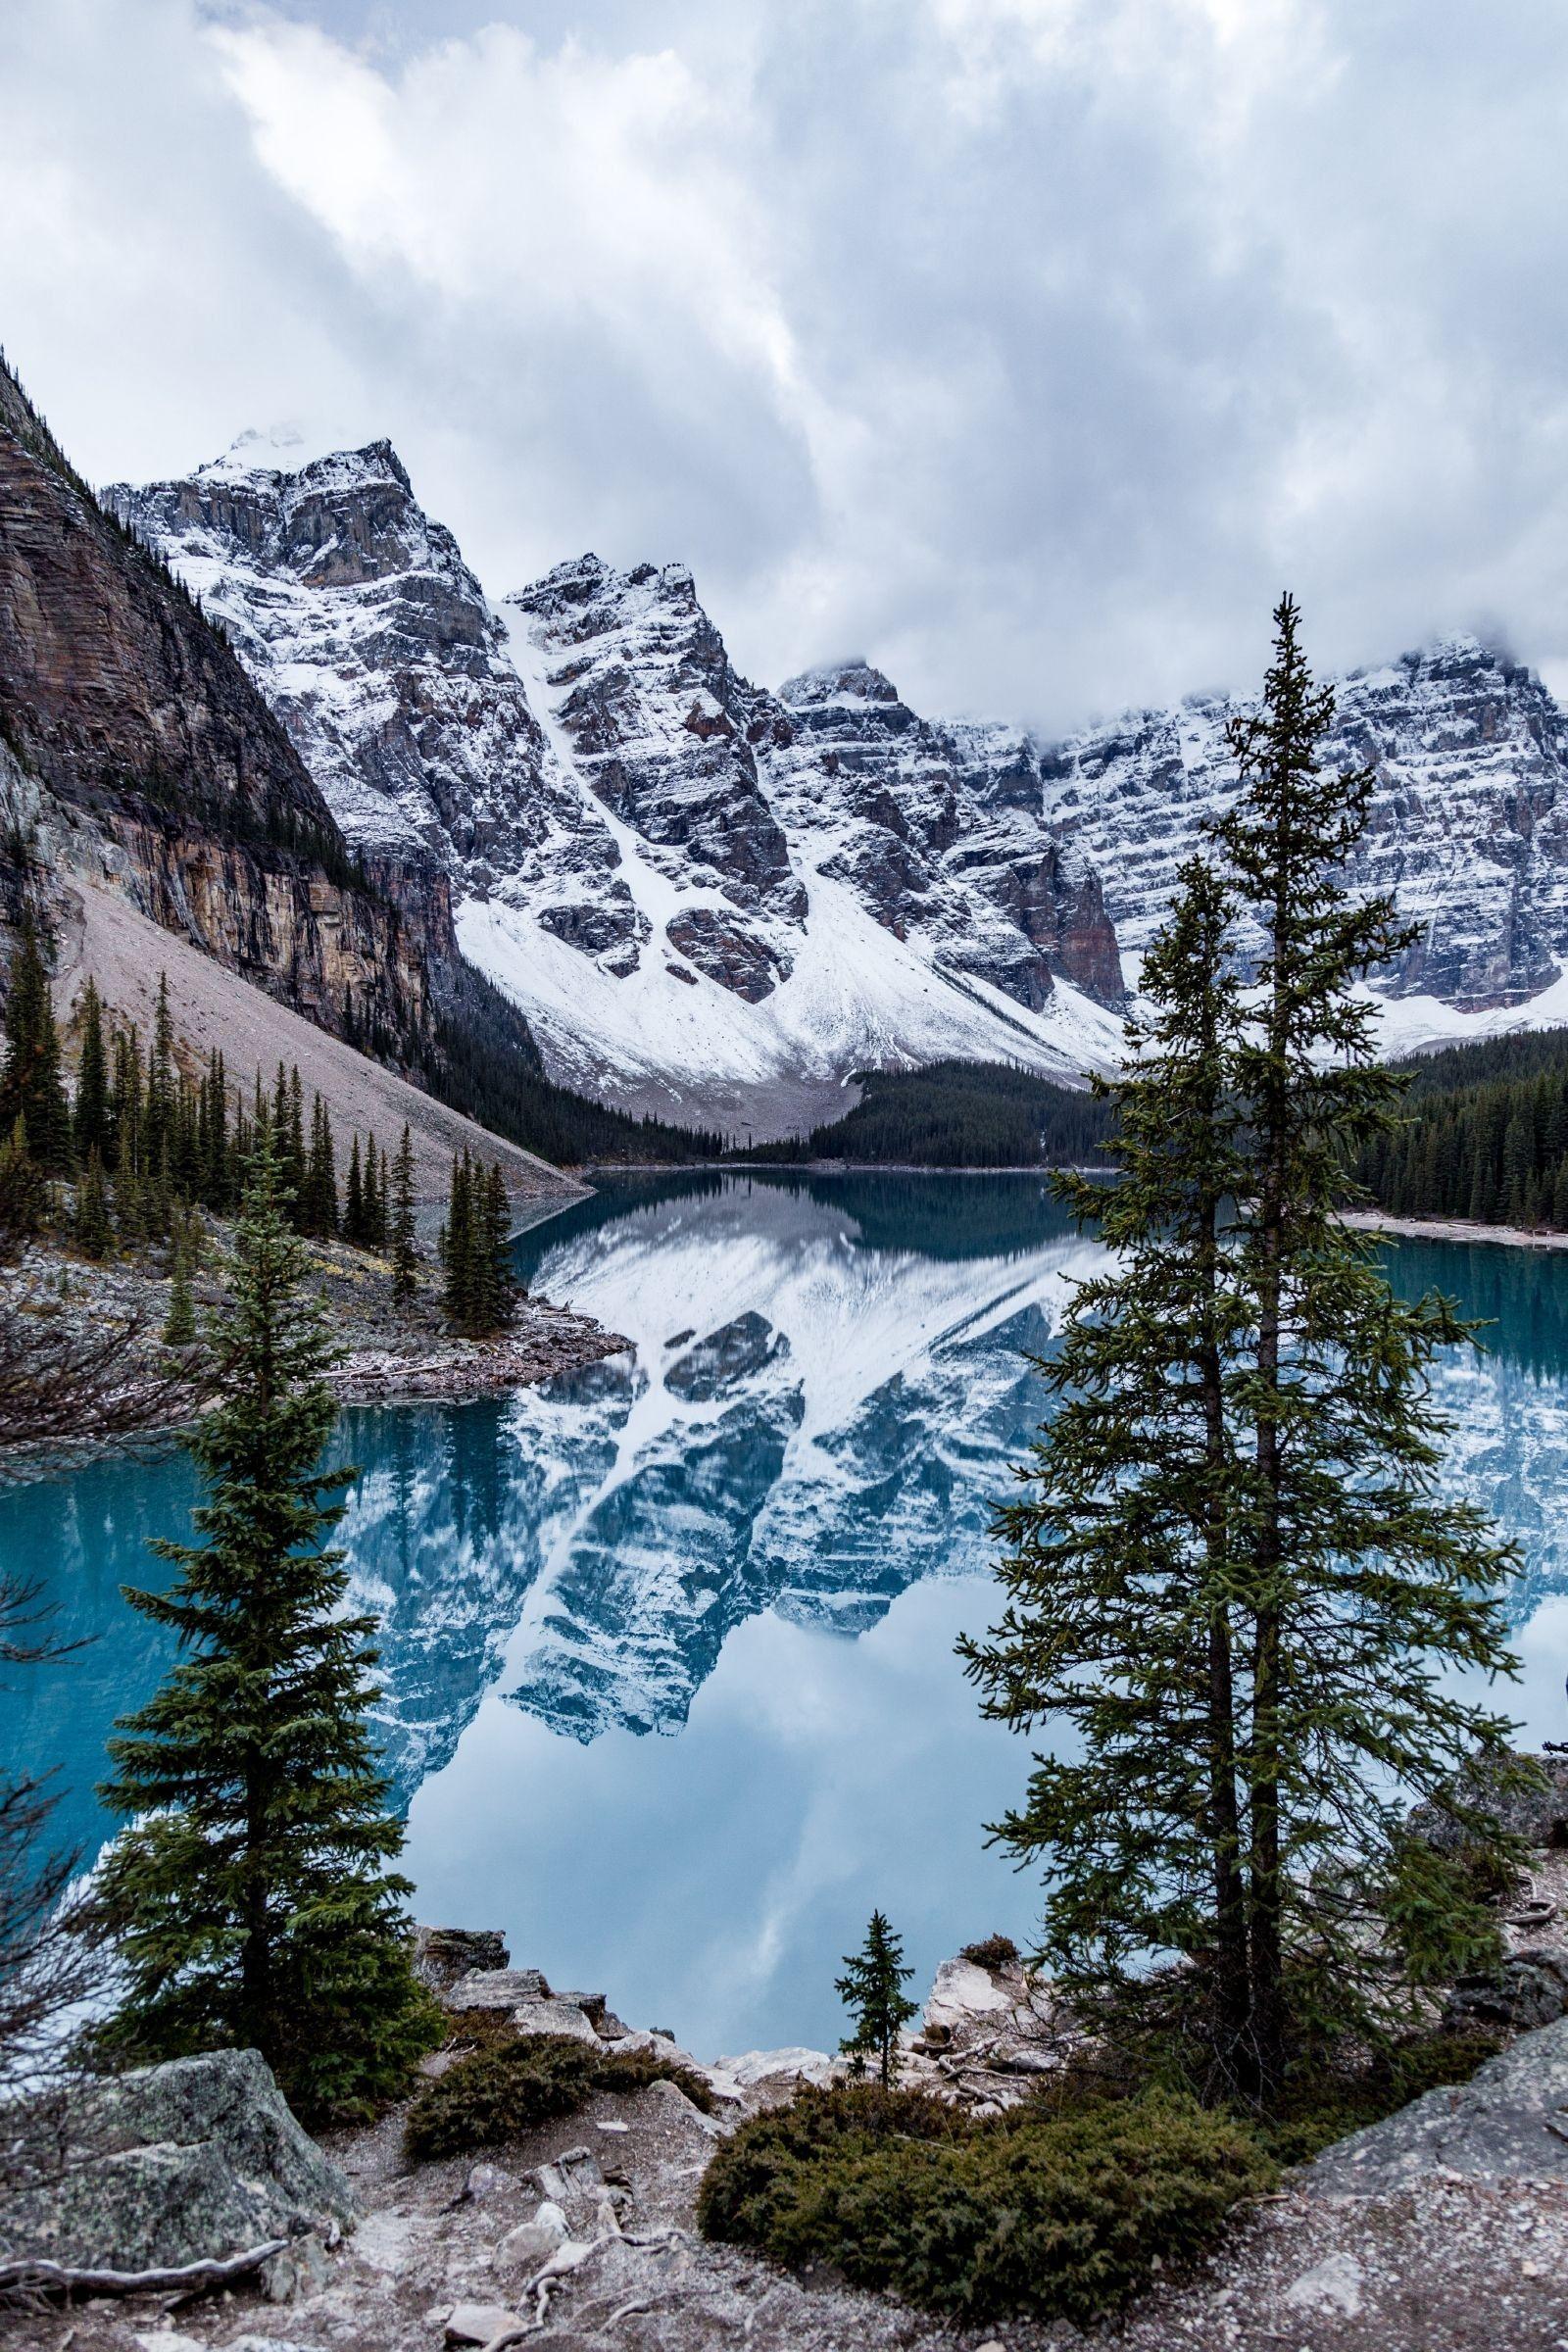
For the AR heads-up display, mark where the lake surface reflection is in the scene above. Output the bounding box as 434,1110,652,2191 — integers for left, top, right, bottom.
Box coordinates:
6,1173,1568,2054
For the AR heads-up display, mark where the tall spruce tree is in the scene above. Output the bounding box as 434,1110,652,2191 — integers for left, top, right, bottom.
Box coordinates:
836,1911,919,2085
96,1130,440,2119
74,1148,113,1260
365,1134,387,1250
440,1151,475,1331
344,1136,366,1246
142,974,176,1176
390,1125,418,1301
74,978,110,1167
963,596,1529,2106
0,919,72,1175
479,1161,517,1326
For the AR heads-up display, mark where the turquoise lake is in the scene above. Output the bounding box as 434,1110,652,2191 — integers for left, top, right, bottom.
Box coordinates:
5,1172,1568,2057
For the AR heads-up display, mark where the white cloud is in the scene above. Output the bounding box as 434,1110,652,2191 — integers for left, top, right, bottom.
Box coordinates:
4,0,1568,732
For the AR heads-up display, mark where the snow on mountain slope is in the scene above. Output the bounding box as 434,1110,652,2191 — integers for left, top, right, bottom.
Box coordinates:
477,573,1127,1123
110,438,597,884
118,433,1568,1106
1037,637,1568,1013
115,448,1128,1133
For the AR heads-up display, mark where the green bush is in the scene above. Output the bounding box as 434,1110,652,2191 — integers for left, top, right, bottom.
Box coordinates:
959,1935,1020,1972
406,2033,714,2161
697,2082,1275,2325
1254,2028,1505,2168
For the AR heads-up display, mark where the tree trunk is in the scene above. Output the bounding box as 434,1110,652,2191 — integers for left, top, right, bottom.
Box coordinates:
1246,804,1293,2103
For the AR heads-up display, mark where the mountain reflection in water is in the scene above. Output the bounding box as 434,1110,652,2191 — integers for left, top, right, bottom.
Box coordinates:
9,1174,1568,2050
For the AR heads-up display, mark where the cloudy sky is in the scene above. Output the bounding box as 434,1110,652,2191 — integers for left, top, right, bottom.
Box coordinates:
4,0,1568,728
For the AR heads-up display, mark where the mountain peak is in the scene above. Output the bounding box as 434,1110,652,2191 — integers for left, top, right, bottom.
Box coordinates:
193,430,414,500
778,659,902,710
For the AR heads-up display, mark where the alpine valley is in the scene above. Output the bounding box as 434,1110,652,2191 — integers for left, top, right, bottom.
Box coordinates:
104,427,1568,1139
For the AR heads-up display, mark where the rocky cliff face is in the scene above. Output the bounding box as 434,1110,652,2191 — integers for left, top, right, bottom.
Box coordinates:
113,432,572,893
774,660,1123,1009
0,368,543,1092
117,444,1130,1126
119,423,1568,1104
1038,638,1568,1011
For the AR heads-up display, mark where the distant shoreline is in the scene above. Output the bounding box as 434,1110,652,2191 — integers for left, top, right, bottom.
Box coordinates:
1341,1207,1568,1254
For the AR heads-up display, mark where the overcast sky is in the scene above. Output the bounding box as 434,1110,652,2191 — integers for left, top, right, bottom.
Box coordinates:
5,0,1568,729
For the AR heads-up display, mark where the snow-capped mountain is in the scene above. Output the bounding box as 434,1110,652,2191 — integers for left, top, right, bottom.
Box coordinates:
115,433,1568,1119
113,444,1127,1133
1031,638,1568,1037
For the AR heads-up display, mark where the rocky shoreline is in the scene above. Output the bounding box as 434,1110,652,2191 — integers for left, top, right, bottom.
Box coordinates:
1341,1205,1568,1253
1,1236,628,1478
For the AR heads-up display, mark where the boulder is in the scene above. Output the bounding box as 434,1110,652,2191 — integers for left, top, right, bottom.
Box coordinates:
1445,1947,1568,2033
710,2047,844,2105
0,2048,354,2277
444,1968,553,2014
510,1998,602,2045
1300,2014,1568,2192
1406,1752,1568,1853
413,1928,511,1993
445,2303,524,2344
493,2202,567,2270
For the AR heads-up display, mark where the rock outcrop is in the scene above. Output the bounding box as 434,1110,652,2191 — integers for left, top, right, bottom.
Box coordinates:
1040,636,1568,1011
0,360,548,1136
0,2049,353,2280
775,658,1123,1009
1300,2014,1568,2193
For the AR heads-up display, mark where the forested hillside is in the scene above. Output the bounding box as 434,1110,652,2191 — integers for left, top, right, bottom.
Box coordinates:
1355,1028,1568,1229
736,1060,1116,1168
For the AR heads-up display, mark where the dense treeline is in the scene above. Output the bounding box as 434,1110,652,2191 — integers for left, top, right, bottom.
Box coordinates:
1354,1026,1568,1229
0,929,408,1254
0,928,539,1337
734,1059,1117,1168
424,982,723,1167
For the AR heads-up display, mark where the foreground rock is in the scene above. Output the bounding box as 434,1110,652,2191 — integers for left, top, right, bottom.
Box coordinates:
0,2049,354,2281
1300,2016,1568,2194
14,1949,1568,2351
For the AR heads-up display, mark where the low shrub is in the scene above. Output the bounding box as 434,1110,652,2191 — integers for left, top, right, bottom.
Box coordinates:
406,2033,714,2161
958,1935,1021,1973
1254,2027,1505,2168
696,2082,1275,2325
596,2044,716,2113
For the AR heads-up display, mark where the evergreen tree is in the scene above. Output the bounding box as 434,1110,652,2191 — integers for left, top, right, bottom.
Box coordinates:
303,1095,339,1239
438,1155,516,1336
142,974,177,1175
365,1135,387,1250
390,1126,418,1302
835,1911,918,2085
108,1027,143,1178
0,919,72,1175
0,1116,49,1258
964,597,1529,2107
74,1148,114,1260
440,1151,474,1330
74,978,110,1168
344,1136,366,1247
162,1213,197,1347
95,1132,440,2119
478,1161,517,1329
199,1050,229,1211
